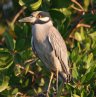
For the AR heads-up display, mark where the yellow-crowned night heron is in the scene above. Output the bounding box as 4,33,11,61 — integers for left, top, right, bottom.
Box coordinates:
19,11,71,96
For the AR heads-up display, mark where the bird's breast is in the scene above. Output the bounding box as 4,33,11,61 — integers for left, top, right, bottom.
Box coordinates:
32,25,48,43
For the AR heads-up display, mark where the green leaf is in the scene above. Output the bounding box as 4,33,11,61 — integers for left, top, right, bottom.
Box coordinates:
19,0,25,6
3,32,14,51
80,27,85,40
75,32,82,41
87,90,94,97
14,24,24,38
72,63,78,79
25,64,30,74
72,94,80,97
89,31,96,39
51,8,71,17
39,78,45,86
0,51,13,70
30,0,42,10
84,0,90,11
14,53,23,64
0,76,9,92
81,65,96,84
12,88,18,95
81,89,87,97
86,53,93,69
19,0,42,10
25,79,29,87
51,0,71,8
57,82,67,97
15,38,25,51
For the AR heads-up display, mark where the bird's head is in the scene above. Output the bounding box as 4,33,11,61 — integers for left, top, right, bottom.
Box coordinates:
19,11,51,24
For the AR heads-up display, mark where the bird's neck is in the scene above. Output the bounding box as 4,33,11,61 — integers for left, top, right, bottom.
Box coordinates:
32,21,53,34
32,21,53,41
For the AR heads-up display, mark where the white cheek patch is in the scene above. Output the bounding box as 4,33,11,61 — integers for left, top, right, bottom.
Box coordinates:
39,17,49,22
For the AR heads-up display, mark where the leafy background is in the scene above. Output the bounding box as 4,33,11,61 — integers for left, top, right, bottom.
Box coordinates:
0,0,96,97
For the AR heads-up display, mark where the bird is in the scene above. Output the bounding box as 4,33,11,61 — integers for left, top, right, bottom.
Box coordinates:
19,11,71,96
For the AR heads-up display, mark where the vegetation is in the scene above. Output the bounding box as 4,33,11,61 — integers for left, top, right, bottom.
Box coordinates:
0,0,96,96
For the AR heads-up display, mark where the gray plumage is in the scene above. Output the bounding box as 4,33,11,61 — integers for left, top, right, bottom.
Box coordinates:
19,11,71,82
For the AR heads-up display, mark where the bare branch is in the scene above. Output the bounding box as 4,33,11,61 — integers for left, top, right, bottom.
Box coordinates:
16,64,34,75
12,6,26,24
24,58,38,64
77,23,91,28
71,5,83,12
71,0,84,11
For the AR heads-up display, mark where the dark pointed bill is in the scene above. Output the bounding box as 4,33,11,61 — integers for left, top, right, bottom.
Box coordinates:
18,16,37,23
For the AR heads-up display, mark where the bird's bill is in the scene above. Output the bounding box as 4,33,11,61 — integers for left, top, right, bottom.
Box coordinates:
18,16,37,23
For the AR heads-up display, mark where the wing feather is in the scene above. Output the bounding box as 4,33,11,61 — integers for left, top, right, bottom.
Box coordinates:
48,26,70,75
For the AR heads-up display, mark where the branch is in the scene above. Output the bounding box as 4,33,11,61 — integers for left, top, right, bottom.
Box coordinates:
24,58,38,65
77,23,91,28
12,6,26,24
16,64,34,75
15,92,23,97
71,5,83,12
71,0,84,11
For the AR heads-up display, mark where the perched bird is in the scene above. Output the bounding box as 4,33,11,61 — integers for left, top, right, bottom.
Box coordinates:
19,11,71,96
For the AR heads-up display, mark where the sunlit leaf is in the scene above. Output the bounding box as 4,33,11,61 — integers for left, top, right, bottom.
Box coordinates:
19,0,25,6
25,64,30,74
86,53,93,69
0,76,9,92
30,0,42,10
81,65,96,84
19,0,42,10
37,87,42,93
75,32,82,41
0,51,13,70
84,0,90,11
72,94,80,97
39,78,45,86
72,63,78,79
81,89,87,97
89,32,96,39
12,88,18,95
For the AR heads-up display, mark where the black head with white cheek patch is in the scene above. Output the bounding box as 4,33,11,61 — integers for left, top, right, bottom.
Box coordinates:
19,11,51,24
31,11,51,24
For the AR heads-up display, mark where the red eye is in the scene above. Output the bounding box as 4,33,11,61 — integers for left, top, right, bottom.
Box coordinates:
37,14,42,18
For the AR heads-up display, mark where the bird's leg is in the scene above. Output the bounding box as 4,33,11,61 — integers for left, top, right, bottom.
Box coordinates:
46,72,54,97
56,70,58,94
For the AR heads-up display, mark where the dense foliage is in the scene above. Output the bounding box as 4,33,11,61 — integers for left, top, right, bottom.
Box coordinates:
0,0,96,97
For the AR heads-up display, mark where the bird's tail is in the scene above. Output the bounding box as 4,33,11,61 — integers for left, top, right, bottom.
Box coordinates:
59,72,71,83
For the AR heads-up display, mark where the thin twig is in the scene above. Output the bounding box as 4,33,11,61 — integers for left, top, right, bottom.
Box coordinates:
65,15,83,38
71,0,84,11
77,23,91,28
24,58,38,65
16,64,34,75
71,5,83,12
15,92,23,97
12,6,26,24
